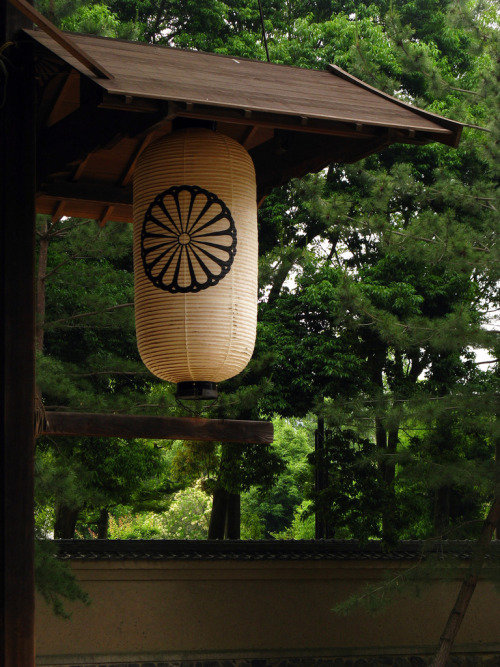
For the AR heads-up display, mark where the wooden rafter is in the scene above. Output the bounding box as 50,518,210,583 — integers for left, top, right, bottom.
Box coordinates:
7,0,113,79
50,200,65,223
96,132,158,225
98,204,114,227
118,132,156,186
45,68,80,127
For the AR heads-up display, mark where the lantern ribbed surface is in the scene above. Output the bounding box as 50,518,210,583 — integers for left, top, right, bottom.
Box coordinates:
133,128,258,384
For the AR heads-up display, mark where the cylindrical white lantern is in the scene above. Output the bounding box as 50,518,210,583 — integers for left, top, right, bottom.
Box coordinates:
133,128,258,398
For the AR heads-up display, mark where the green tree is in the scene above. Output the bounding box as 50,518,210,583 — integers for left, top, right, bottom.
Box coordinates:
95,0,499,554
35,216,173,539
241,417,314,537
158,481,212,539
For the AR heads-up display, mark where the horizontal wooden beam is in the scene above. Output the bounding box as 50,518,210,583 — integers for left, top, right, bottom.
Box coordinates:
99,93,383,140
40,411,274,444
38,181,132,206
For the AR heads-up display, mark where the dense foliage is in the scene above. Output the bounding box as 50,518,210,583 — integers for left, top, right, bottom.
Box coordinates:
33,0,500,626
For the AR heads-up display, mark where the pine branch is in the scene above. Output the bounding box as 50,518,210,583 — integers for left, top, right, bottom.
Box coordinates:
68,371,149,377
42,404,161,412
448,87,480,96
148,0,167,41
46,302,133,328
49,219,93,237
429,498,500,667
389,229,492,251
42,255,91,281
36,218,92,239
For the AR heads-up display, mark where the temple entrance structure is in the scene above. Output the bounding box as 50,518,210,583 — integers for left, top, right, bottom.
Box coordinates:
0,1,462,664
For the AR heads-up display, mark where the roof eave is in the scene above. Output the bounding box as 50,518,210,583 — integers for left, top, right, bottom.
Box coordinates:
327,64,463,148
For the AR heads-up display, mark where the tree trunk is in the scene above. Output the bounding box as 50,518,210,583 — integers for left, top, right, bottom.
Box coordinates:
375,415,399,543
208,488,241,538
369,348,399,544
208,487,228,539
381,426,399,542
97,508,109,539
429,497,500,667
434,485,451,537
53,504,80,539
226,493,240,539
315,416,334,538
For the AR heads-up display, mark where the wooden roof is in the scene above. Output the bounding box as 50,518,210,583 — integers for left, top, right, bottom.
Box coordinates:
26,28,463,224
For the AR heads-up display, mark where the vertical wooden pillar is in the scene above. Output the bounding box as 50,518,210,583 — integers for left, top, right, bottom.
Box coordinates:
0,2,36,665
496,435,500,540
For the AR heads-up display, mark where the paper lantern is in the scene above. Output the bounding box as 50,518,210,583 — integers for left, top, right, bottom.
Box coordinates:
133,128,258,399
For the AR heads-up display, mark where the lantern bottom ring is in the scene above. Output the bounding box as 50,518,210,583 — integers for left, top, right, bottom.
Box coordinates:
176,381,218,401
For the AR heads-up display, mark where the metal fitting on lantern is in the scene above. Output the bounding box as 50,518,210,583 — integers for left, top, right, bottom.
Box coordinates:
175,381,218,401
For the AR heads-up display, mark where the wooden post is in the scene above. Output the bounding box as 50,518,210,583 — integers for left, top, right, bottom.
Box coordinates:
496,435,500,539
0,2,36,665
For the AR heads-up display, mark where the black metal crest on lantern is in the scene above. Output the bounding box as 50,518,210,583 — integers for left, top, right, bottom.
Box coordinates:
141,185,237,294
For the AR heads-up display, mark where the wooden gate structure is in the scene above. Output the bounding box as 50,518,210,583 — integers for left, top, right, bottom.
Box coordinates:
0,0,463,664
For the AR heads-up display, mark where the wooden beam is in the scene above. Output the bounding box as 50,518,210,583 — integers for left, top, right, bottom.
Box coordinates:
40,412,274,444
241,125,262,150
174,103,454,144
100,92,449,146
38,133,390,215
99,93,384,140
36,195,133,224
38,181,132,206
118,133,156,187
1,5,36,664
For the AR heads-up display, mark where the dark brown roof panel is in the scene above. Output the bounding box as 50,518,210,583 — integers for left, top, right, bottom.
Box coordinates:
28,29,463,222
26,29,461,140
